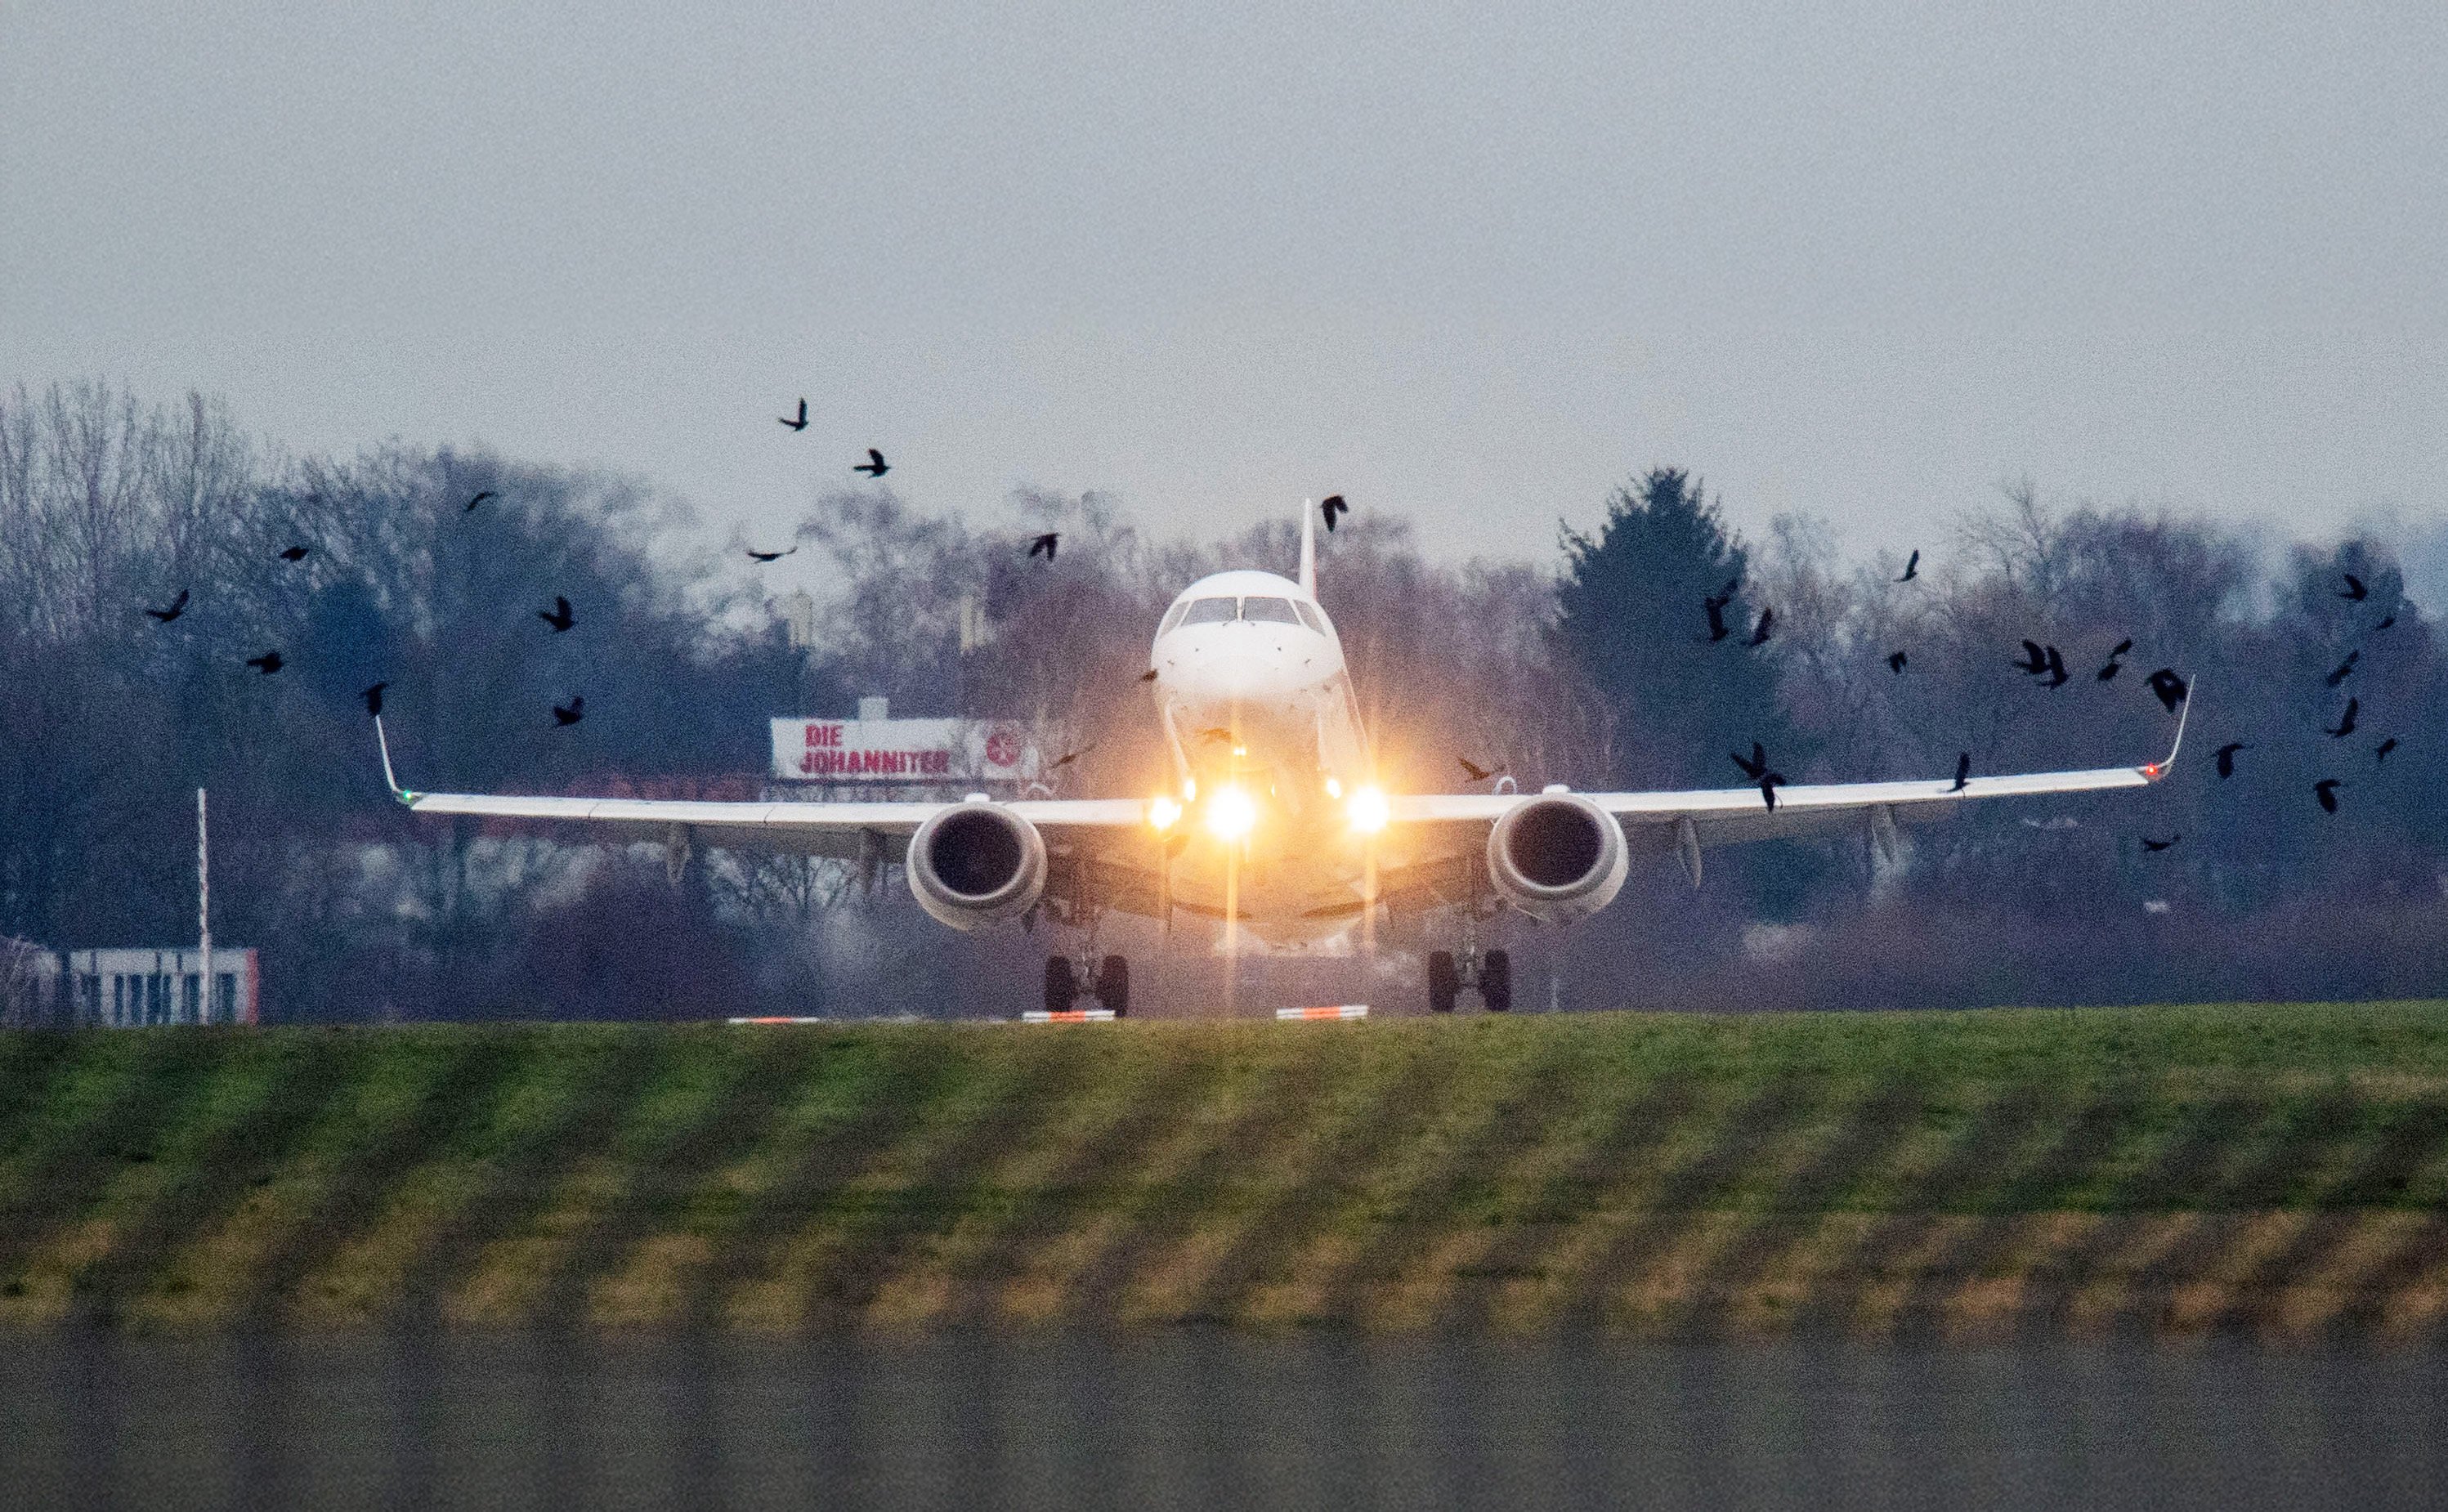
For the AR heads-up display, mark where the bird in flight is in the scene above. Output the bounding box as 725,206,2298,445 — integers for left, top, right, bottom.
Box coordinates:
1730,742,1771,781
553,696,585,727
1137,667,1160,682
1886,650,1908,674
1027,532,1059,561
362,682,387,718
278,544,310,562
1950,752,1971,793
1458,757,1505,782
2326,697,2359,738
2041,645,2070,688
2314,777,2343,813
745,546,797,563
1897,549,1919,583
1320,494,1348,532
2213,741,2248,779
2338,573,2368,602
1746,607,1774,647
854,449,889,477
244,650,284,676
2145,669,2188,714
2376,736,2399,763
779,399,808,432
2012,641,2049,675
2325,651,2359,687
2097,638,2132,681
2141,835,2180,852
1048,744,1096,771
465,490,496,512
538,596,575,633
1700,597,1731,643
145,588,189,624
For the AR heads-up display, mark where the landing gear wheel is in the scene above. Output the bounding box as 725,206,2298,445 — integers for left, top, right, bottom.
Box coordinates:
1427,951,1460,1014
1095,955,1130,1017
1044,955,1080,1014
1481,949,1513,1013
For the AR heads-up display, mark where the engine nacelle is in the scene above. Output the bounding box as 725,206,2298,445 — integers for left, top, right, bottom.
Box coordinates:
906,801,1048,930
1485,792,1629,924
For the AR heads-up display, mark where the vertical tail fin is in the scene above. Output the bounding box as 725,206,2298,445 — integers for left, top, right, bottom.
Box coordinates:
1298,499,1316,596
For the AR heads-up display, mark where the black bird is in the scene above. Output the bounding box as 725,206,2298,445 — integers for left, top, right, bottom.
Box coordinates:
1746,607,1774,648
1897,549,1919,583
1705,576,1740,609
1701,597,1731,643
1137,667,1160,682
745,546,797,563
1320,494,1348,531
2214,741,2249,779
465,490,496,512
2097,637,2132,681
2145,669,2189,714
2325,651,2359,687
1048,744,1096,771
1730,742,1770,781
244,650,283,676
278,544,309,562
2338,573,2367,602
2141,835,2180,852
2376,737,2399,763
2013,640,2049,674
1950,752,1971,793
361,682,387,718
1887,650,1908,674
2326,697,2359,738
145,588,189,624
1459,757,1504,782
1756,771,1788,812
853,448,889,477
1027,532,1059,561
2314,777,2343,813
538,596,575,633
2041,644,2069,688
779,398,808,432
553,696,585,727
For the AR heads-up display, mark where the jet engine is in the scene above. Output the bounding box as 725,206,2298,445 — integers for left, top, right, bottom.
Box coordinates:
1485,792,1628,924
906,802,1048,929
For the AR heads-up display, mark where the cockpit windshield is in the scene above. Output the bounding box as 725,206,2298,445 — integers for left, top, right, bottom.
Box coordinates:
1239,597,1301,624
1179,597,1238,626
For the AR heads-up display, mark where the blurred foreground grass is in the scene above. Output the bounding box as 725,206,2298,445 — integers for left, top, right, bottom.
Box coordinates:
3,1002,2447,1341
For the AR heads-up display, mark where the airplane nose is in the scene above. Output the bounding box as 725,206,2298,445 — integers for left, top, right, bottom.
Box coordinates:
1168,627,1297,703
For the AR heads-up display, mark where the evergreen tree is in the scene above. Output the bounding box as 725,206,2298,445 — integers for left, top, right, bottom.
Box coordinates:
1555,468,1797,790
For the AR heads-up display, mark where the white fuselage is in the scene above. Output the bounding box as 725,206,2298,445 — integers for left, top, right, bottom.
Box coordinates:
1143,569,1384,940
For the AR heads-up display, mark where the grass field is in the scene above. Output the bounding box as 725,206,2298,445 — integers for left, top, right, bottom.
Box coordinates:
4,1002,2448,1341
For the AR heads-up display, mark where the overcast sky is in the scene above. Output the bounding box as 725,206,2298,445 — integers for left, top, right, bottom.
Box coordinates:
6,1,2445,579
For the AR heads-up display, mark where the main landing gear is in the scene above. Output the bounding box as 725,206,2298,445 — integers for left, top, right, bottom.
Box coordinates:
1045,953,1130,1015
1426,945,1511,1013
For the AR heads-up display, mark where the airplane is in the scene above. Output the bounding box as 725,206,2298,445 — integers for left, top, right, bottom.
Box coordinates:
374,504,2187,1016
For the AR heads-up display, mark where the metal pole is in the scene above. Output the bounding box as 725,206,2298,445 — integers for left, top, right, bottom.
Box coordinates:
198,788,212,1027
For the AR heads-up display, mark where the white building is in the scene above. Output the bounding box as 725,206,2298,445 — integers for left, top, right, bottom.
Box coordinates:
56,946,261,1027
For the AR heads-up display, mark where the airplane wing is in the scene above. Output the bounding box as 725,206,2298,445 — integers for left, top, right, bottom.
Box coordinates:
372,719,1149,862
1381,691,2189,870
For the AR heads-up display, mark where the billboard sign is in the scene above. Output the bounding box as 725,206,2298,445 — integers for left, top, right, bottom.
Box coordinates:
771,717,1035,783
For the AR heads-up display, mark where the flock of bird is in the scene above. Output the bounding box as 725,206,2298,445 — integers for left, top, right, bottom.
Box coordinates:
1662,549,2405,840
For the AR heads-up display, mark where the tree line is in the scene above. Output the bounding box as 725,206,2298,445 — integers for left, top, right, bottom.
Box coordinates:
3,379,2445,1020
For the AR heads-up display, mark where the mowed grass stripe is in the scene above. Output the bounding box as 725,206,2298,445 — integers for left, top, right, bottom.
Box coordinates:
7,1001,2448,1339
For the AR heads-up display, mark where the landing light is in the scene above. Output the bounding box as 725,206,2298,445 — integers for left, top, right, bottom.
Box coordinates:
1206,785,1258,840
1347,785,1390,835
1324,776,1343,799
1148,794,1183,832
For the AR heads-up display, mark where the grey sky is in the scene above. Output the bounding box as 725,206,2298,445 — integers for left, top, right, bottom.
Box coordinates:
6,1,2445,580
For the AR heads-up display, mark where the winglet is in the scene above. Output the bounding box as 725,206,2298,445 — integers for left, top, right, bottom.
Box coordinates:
374,716,415,804
2139,673,2195,782
1298,499,1317,597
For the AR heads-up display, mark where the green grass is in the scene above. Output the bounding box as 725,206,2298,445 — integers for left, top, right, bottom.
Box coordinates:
3,1001,2447,1340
